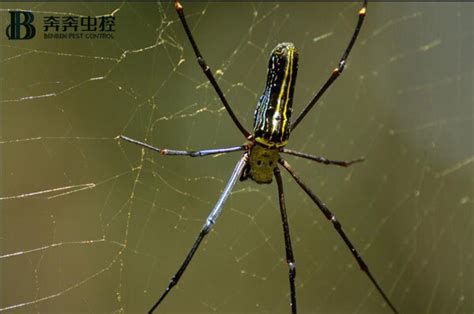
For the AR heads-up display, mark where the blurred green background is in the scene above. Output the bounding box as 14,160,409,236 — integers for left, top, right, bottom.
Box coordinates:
1,2,472,313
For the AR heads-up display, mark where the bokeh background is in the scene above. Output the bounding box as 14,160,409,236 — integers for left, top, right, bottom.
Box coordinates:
1,2,472,313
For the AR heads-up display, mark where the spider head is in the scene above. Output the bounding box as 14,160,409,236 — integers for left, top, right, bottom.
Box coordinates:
241,144,280,184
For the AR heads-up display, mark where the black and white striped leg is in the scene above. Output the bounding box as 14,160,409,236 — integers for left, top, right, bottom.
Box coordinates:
149,155,248,313
274,167,297,314
174,0,250,138
281,148,364,167
279,159,398,314
119,135,245,157
291,0,367,131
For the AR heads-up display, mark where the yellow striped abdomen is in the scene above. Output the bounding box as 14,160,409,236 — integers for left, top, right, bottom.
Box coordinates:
253,43,299,148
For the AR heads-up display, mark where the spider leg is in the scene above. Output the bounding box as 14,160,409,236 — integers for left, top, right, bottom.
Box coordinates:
281,148,364,167
174,0,250,138
274,167,297,314
119,135,245,157
291,0,367,131
149,154,248,313
279,159,398,314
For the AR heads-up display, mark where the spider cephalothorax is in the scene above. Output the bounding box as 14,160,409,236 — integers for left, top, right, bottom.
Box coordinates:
241,144,280,184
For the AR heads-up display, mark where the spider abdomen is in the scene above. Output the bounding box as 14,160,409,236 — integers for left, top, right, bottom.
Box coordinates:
253,42,299,148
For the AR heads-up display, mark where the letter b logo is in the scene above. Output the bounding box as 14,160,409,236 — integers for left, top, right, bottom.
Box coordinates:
6,11,36,40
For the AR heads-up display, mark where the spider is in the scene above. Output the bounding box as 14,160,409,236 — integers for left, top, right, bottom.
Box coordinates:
119,0,398,313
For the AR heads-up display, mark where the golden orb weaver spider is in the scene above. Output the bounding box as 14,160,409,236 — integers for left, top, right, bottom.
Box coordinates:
120,0,398,313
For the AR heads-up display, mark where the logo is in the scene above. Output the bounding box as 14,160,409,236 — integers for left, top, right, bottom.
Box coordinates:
6,11,36,40
2,11,116,40
43,15,115,40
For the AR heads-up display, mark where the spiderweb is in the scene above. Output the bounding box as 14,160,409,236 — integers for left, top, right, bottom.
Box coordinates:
1,2,472,313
